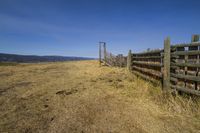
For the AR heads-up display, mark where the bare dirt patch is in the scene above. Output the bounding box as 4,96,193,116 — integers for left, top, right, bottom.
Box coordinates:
56,89,78,96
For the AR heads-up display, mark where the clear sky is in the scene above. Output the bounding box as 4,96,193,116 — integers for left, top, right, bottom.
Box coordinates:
0,0,200,57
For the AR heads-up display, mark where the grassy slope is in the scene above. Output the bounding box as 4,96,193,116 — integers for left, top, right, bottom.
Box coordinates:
0,61,200,133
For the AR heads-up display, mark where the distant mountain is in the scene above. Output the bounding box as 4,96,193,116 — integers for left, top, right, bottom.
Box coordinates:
0,53,95,63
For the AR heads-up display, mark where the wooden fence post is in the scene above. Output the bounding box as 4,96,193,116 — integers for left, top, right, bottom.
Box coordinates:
99,42,101,66
127,50,132,71
103,43,107,64
163,37,171,91
191,35,199,42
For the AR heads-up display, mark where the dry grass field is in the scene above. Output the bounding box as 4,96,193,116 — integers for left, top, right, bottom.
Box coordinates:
0,60,200,133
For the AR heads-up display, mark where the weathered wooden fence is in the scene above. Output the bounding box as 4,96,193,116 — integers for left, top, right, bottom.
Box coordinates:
99,35,200,96
99,42,127,67
130,49,164,84
170,35,200,95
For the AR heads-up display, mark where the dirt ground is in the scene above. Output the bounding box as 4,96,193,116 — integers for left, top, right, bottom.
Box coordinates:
0,61,200,133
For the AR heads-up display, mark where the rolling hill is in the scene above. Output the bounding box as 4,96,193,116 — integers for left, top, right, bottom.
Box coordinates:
0,53,95,63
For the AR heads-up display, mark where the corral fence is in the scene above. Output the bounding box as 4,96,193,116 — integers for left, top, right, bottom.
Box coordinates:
99,42,127,67
99,35,200,96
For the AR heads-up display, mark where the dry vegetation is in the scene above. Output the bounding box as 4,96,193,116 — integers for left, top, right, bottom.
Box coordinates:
0,60,200,133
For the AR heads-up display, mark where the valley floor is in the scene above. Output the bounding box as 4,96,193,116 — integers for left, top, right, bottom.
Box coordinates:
0,61,200,133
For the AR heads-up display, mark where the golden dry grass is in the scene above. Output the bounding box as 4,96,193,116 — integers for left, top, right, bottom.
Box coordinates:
0,60,200,133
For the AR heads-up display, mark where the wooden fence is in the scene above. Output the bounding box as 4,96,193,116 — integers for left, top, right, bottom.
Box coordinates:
99,35,200,96
130,49,164,84
99,42,127,67
170,36,200,95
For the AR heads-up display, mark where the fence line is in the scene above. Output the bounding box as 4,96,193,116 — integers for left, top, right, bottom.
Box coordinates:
99,42,127,67
99,35,200,96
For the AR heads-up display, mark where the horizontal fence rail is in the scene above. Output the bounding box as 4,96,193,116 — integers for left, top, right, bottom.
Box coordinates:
99,35,200,96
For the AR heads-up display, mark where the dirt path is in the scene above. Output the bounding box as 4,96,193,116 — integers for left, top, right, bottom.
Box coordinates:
0,61,200,133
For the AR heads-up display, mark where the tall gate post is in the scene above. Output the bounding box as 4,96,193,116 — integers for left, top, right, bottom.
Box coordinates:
99,42,102,66
103,43,107,65
127,50,132,72
163,37,171,91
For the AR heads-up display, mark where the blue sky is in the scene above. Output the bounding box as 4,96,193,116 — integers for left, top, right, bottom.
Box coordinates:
0,0,200,57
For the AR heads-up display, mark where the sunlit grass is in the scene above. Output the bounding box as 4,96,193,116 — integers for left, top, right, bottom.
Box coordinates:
0,60,200,132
